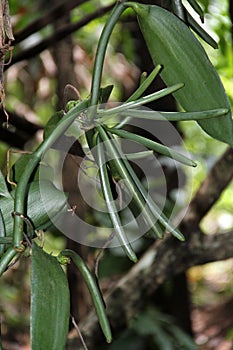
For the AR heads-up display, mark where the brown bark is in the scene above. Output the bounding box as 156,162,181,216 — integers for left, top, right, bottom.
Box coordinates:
181,147,233,231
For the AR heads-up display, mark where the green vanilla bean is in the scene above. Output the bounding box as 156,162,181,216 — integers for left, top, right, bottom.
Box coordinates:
126,65,162,103
125,150,153,160
187,0,204,21
97,125,165,238
86,129,154,247
96,135,138,262
58,249,112,343
172,0,186,21
104,129,185,241
97,83,184,119
13,99,89,250
118,150,185,241
116,108,229,122
116,65,162,128
107,127,196,167
186,9,218,49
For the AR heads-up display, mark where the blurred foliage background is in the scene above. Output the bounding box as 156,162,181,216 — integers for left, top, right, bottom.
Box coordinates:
0,0,232,349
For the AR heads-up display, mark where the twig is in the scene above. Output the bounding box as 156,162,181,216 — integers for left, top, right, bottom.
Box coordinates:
6,4,115,70
71,314,89,350
14,0,87,45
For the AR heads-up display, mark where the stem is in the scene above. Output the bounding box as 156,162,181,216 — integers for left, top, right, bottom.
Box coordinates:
89,1,127,118
13,100,89,249
0,247,18,277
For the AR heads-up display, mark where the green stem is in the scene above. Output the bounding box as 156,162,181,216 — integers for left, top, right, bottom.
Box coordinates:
0,247,18,277
89,1,127,118
13,99,89,249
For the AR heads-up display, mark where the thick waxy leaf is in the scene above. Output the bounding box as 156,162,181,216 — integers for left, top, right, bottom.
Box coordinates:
0,171,11,199
0,209,6,255
31,242,70,350
0,181,67,236
10,154,54,185
127,3,233,146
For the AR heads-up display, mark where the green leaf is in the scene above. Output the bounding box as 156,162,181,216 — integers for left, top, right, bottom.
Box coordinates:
127,3,233,145
31,242,70,350
132,310,173,350
10,154,54,184
0,195,14,237
0,209,6,255
10,154,31,185
0,181,67,236
0,171,11,199
25,181,67,230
